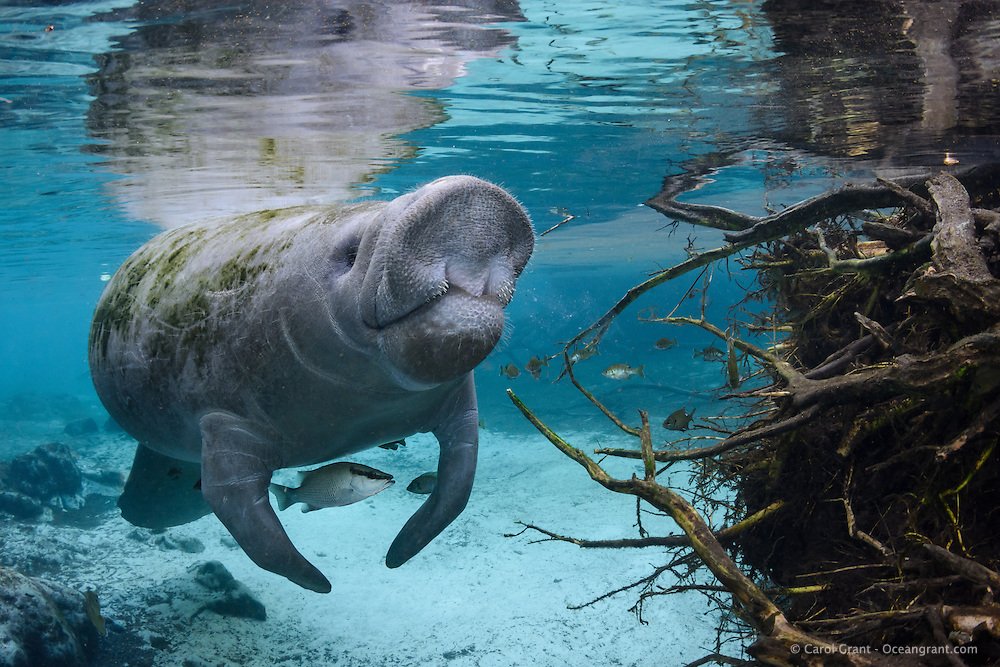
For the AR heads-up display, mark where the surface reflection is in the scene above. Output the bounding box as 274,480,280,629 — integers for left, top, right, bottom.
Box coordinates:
85,0,523,227
762,0,1000,164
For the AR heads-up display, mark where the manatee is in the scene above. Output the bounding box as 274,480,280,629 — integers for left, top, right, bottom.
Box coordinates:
88,176,533,593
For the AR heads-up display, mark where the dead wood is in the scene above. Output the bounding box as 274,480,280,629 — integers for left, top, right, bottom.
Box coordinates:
510,166,1000,665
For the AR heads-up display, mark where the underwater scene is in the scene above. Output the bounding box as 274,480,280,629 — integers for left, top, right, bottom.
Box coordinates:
2,1,999,665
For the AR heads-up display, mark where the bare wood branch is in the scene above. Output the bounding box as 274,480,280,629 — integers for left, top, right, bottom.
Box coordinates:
505,389,858,663
922,543,1000,590
539,212,576,237
936,395,1000,460
875,176,934,219
507,501,786,550
563,351,641,437
596,405,820,462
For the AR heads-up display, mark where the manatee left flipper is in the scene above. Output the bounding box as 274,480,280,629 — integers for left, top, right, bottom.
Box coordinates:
118,443,211,529
199,411,331,593
385,375,478,568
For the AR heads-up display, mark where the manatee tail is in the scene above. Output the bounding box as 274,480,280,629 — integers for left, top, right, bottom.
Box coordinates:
269,483,293,511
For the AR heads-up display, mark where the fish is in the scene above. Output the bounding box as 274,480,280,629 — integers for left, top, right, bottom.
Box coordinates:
568,345,598,364
84,590,107,637
406,471,437,495
602,363,644,380
663,407,695,431
269,462,394,513
726,332,740,389
654,337,677,350
378,439,406,451
525,355,548,379
499,363,521,379
693,344,725,361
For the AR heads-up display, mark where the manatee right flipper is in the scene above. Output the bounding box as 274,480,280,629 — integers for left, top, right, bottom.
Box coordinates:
198,411,331,593
118,443,211,529
385,375,478,568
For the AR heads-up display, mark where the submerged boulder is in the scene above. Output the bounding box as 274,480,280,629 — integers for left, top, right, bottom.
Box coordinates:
6,442,82,499
0,442,83,513
0,567,100,667
190,561,266,621
63,418,99,437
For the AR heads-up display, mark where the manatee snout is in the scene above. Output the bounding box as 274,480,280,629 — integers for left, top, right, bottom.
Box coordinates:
362,176,533,384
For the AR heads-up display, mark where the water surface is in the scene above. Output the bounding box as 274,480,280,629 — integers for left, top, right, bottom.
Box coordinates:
0,0,997,663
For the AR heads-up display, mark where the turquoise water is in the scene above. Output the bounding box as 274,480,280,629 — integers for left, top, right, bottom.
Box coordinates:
1,1,997,664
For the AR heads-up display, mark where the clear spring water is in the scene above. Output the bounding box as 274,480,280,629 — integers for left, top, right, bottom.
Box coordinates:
0,1,997,664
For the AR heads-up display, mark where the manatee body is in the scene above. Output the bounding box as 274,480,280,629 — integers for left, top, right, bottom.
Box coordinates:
89,176,533,593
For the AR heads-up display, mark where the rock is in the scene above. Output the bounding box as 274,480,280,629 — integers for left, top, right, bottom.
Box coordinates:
0,567,100,667
191,561,235,591
63,418,98,437
102,417,123,433
0,491,44,520
190,561,266,621
5,443,82,502
153,534,205,554
81,469,126,491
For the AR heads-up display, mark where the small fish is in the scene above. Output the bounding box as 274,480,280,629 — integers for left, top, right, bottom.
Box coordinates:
654,337,677,350
726,333,740,389
406,471,437,495
663,407,695,431
525,355,548,380
499,363,521,379
694,344,725,361
602,363,644,380
378,439,406,451
270,462,394,512
84,590,107,637
568,345,598,364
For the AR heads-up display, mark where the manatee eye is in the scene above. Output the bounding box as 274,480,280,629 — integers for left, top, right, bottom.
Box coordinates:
344,242,358,267
332,235,361,274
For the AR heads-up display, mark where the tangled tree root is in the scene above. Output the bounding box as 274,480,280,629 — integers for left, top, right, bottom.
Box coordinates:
508,166,1000,666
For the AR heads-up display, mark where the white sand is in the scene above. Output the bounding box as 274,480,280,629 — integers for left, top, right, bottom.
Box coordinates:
1,425,723,666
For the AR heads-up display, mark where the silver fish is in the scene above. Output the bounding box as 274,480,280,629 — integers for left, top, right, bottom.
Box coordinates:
270,462,394,513
602,363,644,380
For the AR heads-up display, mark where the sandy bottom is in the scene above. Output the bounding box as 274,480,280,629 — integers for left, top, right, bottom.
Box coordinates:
0,419,722,666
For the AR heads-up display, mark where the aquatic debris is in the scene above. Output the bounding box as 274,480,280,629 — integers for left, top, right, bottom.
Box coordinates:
270,462,394,512
654,337,677,350
602,363,644,380
378,439,406,451
499,363,521,379
190,560,266,622
406,472,437,495
693,344,725,361
83,590,106,637
663,407,695,431
525,355,548,379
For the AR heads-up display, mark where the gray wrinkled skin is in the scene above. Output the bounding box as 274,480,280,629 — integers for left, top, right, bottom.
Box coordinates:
89,176,533,593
